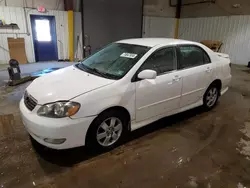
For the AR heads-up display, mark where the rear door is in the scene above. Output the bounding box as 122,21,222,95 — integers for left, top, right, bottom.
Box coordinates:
135,47,182,122
176,45,214,107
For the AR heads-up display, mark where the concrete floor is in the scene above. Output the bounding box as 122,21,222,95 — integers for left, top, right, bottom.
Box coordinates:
0,65,250,188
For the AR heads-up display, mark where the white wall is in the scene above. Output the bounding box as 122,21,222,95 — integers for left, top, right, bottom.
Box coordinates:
143,15,250,65
0,0,64,10
181,0,250,18
144,0,175,17
179,16,250,65
0,6,68,64
143,16,175,38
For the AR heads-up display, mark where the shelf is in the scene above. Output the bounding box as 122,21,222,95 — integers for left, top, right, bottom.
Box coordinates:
0,24,19,30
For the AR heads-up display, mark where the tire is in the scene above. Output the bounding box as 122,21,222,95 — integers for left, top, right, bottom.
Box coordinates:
86,109,129,151
203,84,220,110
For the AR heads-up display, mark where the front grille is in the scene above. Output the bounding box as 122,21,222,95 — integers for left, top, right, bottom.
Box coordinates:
24,91,37,111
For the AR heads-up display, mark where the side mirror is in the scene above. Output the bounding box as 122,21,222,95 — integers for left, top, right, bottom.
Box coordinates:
138,69,157,80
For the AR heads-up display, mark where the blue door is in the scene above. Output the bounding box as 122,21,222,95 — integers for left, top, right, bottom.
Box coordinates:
30,15,58,62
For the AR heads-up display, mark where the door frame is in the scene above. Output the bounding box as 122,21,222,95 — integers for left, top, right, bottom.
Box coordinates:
30,15,58,62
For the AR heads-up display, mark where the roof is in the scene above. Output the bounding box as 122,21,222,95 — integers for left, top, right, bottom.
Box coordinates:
117,38,197,47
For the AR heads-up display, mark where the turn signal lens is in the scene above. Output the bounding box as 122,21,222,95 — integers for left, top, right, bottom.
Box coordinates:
67,105,80,117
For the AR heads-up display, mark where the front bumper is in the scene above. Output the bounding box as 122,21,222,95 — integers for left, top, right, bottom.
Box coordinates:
20,98,96,149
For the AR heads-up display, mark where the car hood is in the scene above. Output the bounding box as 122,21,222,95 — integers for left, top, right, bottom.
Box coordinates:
27,65,115,104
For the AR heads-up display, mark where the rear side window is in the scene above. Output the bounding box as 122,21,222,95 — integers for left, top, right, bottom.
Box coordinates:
177,45,211,70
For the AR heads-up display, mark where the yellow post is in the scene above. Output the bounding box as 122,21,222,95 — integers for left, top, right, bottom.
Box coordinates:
174,18,180,39
68,10,74,61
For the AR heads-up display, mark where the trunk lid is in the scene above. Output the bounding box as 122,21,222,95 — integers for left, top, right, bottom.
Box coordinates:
215,52,229,59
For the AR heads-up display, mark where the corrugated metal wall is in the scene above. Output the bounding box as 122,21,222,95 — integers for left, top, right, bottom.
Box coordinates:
179,16,250,65
0,6,68,64
143,16,175,38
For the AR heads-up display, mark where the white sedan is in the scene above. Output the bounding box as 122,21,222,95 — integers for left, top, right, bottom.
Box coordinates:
20,38,231,150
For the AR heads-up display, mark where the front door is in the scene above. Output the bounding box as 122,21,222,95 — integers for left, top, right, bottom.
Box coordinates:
30,15,58,62
135,47,182,122
176,45,214,107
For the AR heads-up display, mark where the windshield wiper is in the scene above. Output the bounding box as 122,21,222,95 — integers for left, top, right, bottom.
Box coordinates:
76,63,119,80
90,68,110,78
76,63,100,75
92,68,121,80
76,63,88,71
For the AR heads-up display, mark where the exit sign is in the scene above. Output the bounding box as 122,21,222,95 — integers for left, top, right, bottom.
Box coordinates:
37,6,46,13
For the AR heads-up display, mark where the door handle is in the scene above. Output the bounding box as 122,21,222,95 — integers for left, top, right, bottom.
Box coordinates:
206,67,212,73
173,75,182,82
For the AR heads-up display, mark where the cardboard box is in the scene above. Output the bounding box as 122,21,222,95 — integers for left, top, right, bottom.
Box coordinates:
7,38,27,64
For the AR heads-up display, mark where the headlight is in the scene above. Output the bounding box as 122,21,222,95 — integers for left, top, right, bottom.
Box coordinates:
37,101,80,118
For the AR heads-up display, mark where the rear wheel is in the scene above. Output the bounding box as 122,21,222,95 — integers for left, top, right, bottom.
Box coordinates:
86,110,128,151
203,85,219,110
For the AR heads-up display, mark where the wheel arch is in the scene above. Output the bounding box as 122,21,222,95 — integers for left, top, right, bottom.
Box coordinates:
98,106,131,124
85,106,131,144
209,79,222,94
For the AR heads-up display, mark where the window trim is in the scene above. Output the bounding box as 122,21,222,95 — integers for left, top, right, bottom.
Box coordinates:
131,46,178,82
176,44,211,70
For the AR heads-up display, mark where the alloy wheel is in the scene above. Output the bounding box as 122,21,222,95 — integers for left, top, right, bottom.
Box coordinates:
206,87,218,107
96,117,123,147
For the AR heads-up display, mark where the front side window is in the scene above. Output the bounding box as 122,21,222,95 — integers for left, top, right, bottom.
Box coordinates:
177,45,211,69
76,43,150,80
139,47,176,75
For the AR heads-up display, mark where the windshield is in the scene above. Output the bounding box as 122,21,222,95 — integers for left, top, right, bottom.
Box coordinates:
76,43,150,80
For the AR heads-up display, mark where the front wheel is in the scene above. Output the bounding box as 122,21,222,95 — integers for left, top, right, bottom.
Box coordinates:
203,85,219,110
86,110,128,151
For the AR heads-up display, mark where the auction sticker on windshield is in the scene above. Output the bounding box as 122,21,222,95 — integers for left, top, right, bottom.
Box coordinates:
120,53,138,59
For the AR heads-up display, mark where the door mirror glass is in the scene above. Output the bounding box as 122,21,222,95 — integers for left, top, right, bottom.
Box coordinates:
138,70,157,80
